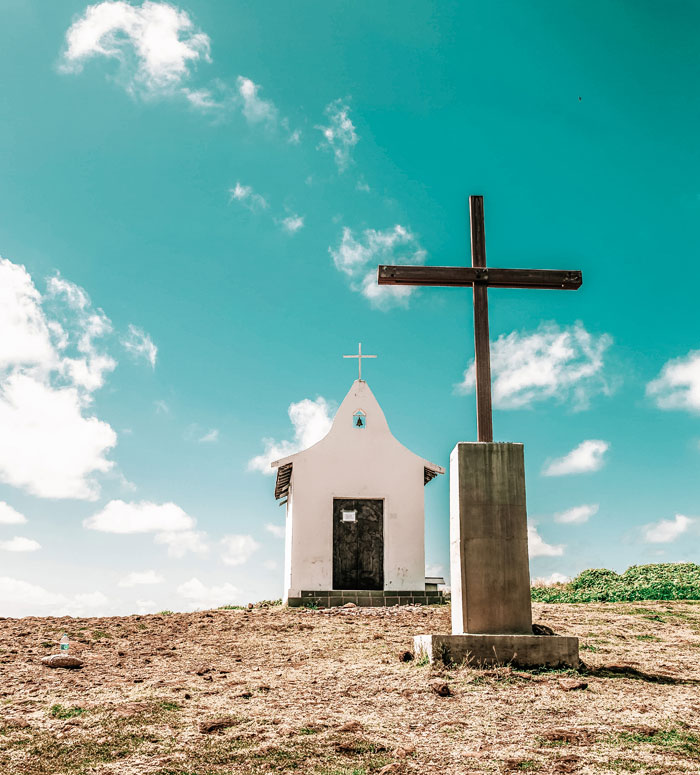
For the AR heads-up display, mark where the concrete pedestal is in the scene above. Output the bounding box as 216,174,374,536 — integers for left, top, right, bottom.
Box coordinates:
414,633,579,668
416,442,579,668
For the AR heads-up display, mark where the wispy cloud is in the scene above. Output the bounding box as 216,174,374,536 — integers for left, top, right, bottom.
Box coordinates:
554,503,599,524
643,514,695,543
543,440,609,476
248,397,334,474
198,429,219,443
59,1,211,98
154,529,208,558
265,523,285,539
118,569,165,587
647,350,700,413
0,576,109,618
456,322,612,410
84,499,209,558
0,537,41,552
220,534,260,566
0,502,27,525
122,324,157,368
229,182,269,212
329,225,426,309
177,577,239,608
236,76,277,125
528,524,565,557
280,214,305,234
84,499,194,533
316,99,358,171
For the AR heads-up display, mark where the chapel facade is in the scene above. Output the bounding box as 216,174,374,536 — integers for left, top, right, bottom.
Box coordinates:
271,379,444,607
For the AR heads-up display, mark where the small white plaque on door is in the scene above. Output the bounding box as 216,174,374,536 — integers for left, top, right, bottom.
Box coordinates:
342,510,357,522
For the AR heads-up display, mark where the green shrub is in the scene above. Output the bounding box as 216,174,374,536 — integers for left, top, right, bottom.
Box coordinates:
532,563,700,603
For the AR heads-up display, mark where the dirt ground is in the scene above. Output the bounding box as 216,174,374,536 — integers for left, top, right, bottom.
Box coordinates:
1,600,700,775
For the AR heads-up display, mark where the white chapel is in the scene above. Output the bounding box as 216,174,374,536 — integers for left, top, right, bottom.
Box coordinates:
271,366,445,607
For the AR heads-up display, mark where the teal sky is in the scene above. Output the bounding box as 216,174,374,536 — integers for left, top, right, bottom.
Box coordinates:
1,0,699,616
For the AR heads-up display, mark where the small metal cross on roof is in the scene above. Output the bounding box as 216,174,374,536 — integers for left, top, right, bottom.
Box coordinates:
377,195,583,443
343,342,377,381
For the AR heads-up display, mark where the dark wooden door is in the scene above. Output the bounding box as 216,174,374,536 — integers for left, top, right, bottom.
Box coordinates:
333,499,384,590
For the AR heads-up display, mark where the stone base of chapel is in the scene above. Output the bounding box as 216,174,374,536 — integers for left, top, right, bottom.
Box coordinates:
414,633,579,669
287,590,446,608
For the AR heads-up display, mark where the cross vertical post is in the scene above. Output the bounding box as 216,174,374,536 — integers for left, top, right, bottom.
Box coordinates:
343,343,377,381
469,195,493,443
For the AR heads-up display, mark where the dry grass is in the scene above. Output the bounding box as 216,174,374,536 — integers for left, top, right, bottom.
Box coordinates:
1,601,700,774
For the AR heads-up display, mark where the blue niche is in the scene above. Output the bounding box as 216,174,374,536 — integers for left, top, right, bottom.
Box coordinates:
353,410,367,429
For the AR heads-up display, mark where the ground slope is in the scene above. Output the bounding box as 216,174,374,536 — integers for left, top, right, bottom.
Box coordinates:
1,601,700,774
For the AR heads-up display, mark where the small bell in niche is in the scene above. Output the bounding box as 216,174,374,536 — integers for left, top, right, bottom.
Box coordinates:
353,410,366,429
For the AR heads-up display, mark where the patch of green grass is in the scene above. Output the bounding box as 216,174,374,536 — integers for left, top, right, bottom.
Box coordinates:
40,641,53,648
532,563,700,603
218,604,245,610
298,727,318,735
607,759,646,772
611,727,700,758
513,761,540,771
160,701,181,712
49,704,85,719
91,629,110,639
414,653,430,667
580,643,599,652
634,634,661,642
157,610,175,616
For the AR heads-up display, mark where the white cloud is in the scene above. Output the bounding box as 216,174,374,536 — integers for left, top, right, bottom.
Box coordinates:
532,572,570,586
554,503,599,525
154,399,170,414
287,129,302,145
122,324,157,367
118,569,165,587
84,499,195,533
220,534,260,566
60,1,211,97
456,322,611,409
198,429,219,443
316,99,358,171
647,350,700,413
543,440,609,476
329,225,426,309
177,577,239,608
248,396,334,474
0,259,119,500
0,502,27,525
0,576,108,617
265,523,285,539
229,182,268,212
0,537,41,552
643,514,695,544
135,598,157,613
154,529,208,558
425,563,444,578
528,524,564,557
280,215,304,234
236,76,277,125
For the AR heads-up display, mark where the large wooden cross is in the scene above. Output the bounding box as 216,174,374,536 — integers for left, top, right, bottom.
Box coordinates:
377,195,583,442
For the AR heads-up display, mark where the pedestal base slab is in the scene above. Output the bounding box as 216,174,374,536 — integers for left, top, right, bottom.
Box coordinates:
414,633,579,669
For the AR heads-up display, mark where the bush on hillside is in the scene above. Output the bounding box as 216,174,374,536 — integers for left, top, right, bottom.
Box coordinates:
531,563,700,603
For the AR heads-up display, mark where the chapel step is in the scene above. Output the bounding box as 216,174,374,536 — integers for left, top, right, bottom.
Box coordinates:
288,590,447,608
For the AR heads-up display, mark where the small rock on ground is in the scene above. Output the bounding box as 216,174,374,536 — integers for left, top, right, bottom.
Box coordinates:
41,654,83,669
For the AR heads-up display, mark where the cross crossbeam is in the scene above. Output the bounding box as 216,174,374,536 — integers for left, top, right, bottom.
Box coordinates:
343,342,377,381
376,195,583,442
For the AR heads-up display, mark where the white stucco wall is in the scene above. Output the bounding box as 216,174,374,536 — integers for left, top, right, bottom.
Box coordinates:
273,380,443,598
